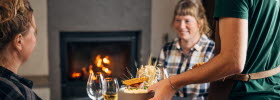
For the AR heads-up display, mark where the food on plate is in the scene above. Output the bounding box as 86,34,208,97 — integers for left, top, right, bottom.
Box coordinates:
122,64,161,94
122,77,149,86
122,77,149,93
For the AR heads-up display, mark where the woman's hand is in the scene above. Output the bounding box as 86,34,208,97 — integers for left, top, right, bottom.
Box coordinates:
148,78,176,100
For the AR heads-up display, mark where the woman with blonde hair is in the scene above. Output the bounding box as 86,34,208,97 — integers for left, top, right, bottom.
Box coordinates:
0,0,42,99
154,0,215,99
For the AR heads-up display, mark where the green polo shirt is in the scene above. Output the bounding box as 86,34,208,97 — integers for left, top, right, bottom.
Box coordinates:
214,0,280,99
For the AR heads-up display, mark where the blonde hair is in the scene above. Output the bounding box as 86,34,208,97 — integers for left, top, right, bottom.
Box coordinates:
172,0,211,37
0,0,33,50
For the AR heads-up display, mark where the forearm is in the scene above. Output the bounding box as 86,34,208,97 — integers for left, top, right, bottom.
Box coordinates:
170,53,240,88
171,17,248,88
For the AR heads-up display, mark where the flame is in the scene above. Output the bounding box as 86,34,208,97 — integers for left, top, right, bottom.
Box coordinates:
95,55,103,68
89,65,93,74
70,54,113,79
90,54,112,76
89,70,93,74
103,56,110,64
91,72,97,80
102,67,112,75
71,72,81,78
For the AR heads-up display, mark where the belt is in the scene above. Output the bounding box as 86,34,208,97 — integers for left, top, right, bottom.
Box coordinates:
226,65,280,82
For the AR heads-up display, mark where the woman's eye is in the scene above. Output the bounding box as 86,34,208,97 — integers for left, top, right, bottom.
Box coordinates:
175,19,181,22
185,20,190,23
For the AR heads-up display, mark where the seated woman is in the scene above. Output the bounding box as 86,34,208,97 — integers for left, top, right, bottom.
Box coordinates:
158,0,215,99
0,0,42,99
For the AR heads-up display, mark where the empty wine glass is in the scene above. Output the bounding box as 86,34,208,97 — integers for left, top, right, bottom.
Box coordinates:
102,78,119,100
87,72,104,100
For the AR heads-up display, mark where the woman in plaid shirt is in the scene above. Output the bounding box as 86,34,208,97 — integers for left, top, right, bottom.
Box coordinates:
0,0,42,99
157,0,214,99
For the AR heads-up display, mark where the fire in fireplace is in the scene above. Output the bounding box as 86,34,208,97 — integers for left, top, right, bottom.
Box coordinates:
70,54,112,80
60,31,139,99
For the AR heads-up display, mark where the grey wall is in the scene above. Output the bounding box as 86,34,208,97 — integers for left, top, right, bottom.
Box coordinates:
48,0,151,99
151,0,177,56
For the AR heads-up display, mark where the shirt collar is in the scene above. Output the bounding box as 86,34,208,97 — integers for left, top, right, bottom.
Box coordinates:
174,34,209,52
0,66,13,78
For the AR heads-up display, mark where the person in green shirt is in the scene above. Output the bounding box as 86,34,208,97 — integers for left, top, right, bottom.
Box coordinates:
213,0,280,99
148,0,280,100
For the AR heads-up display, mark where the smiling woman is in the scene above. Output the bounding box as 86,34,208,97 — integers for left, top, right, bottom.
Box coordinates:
155,0,215,99
173,15,201,45
0,0,42,99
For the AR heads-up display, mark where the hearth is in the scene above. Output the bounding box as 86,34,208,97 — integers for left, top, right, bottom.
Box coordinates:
60,31,139,99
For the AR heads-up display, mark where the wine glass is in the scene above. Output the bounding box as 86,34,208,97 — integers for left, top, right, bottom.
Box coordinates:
157,65,169,81
102,78,119,100
87,72,104,100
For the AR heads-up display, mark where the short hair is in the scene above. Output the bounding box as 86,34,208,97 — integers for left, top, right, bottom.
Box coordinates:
172,0,211,37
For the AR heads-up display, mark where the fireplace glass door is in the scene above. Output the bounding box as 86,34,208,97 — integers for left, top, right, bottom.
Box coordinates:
60,32,139,99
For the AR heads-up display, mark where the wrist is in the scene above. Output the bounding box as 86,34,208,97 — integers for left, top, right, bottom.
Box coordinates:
168,76,178,91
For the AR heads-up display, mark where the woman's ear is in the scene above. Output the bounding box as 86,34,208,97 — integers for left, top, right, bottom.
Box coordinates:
199,19,204,28
13,34,24,51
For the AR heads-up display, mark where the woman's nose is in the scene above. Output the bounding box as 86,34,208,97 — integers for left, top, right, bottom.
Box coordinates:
179,21,186,29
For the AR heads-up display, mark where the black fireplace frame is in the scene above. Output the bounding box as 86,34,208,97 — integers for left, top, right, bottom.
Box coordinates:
59,31,139,99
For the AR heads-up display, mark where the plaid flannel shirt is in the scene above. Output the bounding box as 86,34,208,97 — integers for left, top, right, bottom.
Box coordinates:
159,34,215,100
0,66,42,100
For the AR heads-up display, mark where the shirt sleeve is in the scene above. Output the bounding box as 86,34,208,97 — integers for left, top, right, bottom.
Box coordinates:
214,0,250,19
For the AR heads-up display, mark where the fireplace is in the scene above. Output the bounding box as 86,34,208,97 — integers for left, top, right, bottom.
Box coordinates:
60,31,139,99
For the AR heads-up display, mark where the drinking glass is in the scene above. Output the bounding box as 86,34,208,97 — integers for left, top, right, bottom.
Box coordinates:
157,66,169,81
102,78,119,100
87,72,104,100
